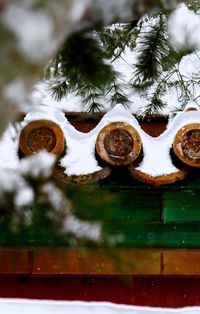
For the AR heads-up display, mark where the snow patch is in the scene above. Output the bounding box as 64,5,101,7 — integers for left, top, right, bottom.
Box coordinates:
168,4,200,51
60,137,101,176
1,299,200,314
4,79,27,104
70,0,91,22
0,125,20,169
136,135,178,176
20,151,56,179
3,5,55,62
62,215,101,241
42,183,70,213
15,186,34,207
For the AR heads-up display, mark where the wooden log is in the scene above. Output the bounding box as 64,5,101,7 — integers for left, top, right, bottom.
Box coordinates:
128,166,188,186
173,123,200,167
96,122,142,166
19,120,65,157
53,165,112,184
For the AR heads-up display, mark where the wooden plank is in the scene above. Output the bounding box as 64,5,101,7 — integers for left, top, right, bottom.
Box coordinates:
0,248,30,275
2,246,200,276
2,222,200,247
164,191,200,222
32,248,161,275
163,251,200,275
104,222,200,248
69,187,162,222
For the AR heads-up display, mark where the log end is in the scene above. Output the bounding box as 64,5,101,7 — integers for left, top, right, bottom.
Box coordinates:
19,119,65,157
96,122,142,166
173,123,200,167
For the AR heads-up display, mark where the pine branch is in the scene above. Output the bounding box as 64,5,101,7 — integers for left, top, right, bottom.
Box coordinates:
132,15,168,87
45,2,200,116
97,23,136,61
82,90,105,113
109,82,131,108
188,0,200,12
144,97,167,115
49,31,117,104
50,80,70,101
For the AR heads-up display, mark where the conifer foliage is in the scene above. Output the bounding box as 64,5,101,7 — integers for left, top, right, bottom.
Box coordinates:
47,0,200,115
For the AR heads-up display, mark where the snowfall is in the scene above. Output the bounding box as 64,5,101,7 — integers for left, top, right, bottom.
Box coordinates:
1,2,200,314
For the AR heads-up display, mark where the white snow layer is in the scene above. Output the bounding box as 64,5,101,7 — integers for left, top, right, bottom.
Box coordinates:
168,4,200,51
2,104,200,179
2,0,90,62
137,109,200,176
4,79,27,104
20,151,56,179
0,299,200,314
3,5,55,62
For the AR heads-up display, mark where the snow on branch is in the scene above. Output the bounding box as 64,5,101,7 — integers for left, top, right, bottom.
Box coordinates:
0,0,183,136
168,4,200,51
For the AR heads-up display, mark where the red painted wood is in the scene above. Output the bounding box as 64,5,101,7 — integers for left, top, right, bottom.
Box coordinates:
70,121,167,137
0,277,200,308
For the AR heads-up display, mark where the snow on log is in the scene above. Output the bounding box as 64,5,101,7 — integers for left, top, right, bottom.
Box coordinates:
173,123,200,168
96,122,142,166
19,119,65,157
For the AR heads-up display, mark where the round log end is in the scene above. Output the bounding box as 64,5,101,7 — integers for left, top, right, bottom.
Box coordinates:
128,166,188,186
19,119,65,157
96,122,142,166
173,123,200,167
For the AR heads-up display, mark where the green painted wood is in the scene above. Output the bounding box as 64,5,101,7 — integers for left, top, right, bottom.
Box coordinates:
2,172,200,247
68,187,162,222
98,171,200,191
164,191,200,222
2,220,200,247
103,222,200,248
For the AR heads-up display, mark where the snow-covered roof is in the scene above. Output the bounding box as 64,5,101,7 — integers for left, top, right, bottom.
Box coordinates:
1,103,200,187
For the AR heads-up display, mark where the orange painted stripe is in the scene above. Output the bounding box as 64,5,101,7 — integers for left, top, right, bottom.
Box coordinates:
2,247,200,276
0,248,30,275
32,248,161,276
163,251,200,275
